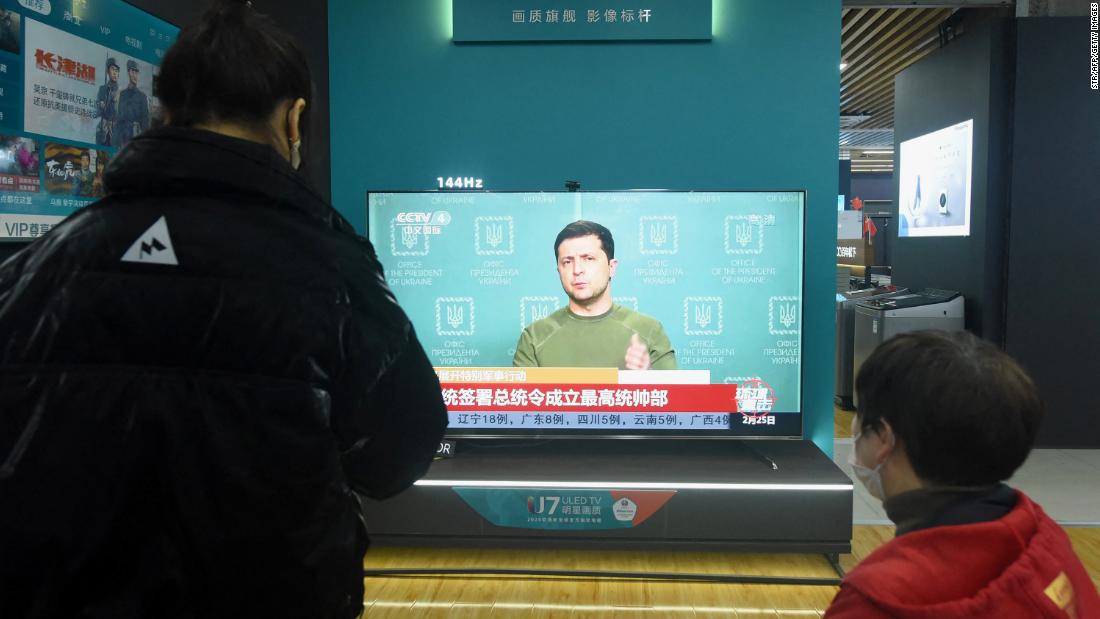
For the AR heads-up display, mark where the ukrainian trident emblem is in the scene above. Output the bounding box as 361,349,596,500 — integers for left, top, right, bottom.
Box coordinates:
735,222,753,248
694,304,712,329
779,303,797,329
401,226,420,250
649,223,667,248
531,303,551,322
485,223,504,248
447,304,465,329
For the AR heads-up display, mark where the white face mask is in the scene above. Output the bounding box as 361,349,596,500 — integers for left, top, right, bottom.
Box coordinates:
848,429,893,501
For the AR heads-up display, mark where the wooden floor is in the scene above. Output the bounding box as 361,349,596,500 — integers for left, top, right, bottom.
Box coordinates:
833,405,854,440
362,407,1100,616
363,525,1100,617
362,526,888,617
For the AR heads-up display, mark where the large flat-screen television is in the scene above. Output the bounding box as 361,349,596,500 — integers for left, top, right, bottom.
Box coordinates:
367,190,806,439
897,119,974,238
0,0,177,241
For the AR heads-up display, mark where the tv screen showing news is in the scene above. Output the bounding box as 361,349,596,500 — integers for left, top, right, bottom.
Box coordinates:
898,119,974,238
0,0,177,240
367,190,805,438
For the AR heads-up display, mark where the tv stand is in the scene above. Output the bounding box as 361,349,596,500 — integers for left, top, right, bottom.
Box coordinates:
362,439,853,554
740,439,780,471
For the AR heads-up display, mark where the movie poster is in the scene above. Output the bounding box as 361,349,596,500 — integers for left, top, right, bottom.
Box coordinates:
23,18,155,149
44,142,109,198
0,135,40,193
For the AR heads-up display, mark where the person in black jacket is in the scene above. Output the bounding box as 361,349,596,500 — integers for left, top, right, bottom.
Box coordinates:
0,2,448,618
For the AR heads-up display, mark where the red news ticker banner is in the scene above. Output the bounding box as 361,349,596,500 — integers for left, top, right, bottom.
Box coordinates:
442,383,740,413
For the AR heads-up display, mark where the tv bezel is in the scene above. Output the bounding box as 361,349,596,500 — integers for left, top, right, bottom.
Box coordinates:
365,188,807,440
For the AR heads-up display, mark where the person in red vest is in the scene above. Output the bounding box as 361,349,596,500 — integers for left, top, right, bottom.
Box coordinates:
827,330,1100,618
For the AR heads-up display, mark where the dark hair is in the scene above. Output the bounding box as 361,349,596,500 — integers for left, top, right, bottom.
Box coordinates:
155,0,311,135
554,220,615,261
855,330,1043,486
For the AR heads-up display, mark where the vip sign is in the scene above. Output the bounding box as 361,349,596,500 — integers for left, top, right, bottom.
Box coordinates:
475,216,515,256
390,220,430,256
768,296,800,335
520,296,561,329
436,297,476,336
683,296,723,336
638,215,678,255
724,215,765,255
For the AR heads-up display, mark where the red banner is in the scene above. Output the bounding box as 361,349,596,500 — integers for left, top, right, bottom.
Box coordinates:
441,383,739,413
0,174,41,193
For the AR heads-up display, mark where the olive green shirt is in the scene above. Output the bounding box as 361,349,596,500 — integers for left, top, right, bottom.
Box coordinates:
512,304,677,369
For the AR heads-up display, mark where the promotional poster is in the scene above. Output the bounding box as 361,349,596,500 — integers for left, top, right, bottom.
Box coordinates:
897,119,974,238
24,18,155,149
0,0,176,240
43,141,108,197
0,134,39,193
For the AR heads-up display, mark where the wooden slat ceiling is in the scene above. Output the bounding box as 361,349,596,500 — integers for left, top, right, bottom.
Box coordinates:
841,7,959,171
841,7,956,129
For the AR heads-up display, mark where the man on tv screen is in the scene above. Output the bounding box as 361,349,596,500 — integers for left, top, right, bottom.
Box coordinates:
513,220,676,370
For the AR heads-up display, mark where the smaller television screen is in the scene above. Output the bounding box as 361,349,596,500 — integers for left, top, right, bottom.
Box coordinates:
897,119,973,238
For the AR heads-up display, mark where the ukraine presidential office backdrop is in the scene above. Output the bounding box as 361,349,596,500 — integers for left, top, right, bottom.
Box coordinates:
331,0,841,452
369,191,804,417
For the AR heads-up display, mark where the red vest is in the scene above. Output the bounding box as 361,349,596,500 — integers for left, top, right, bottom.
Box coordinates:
826,492,1100,618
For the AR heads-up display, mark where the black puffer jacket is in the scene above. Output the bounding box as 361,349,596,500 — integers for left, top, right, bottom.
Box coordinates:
0,127,448,618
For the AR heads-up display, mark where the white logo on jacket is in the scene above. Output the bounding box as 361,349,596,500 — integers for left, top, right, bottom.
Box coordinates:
121,216,178,266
